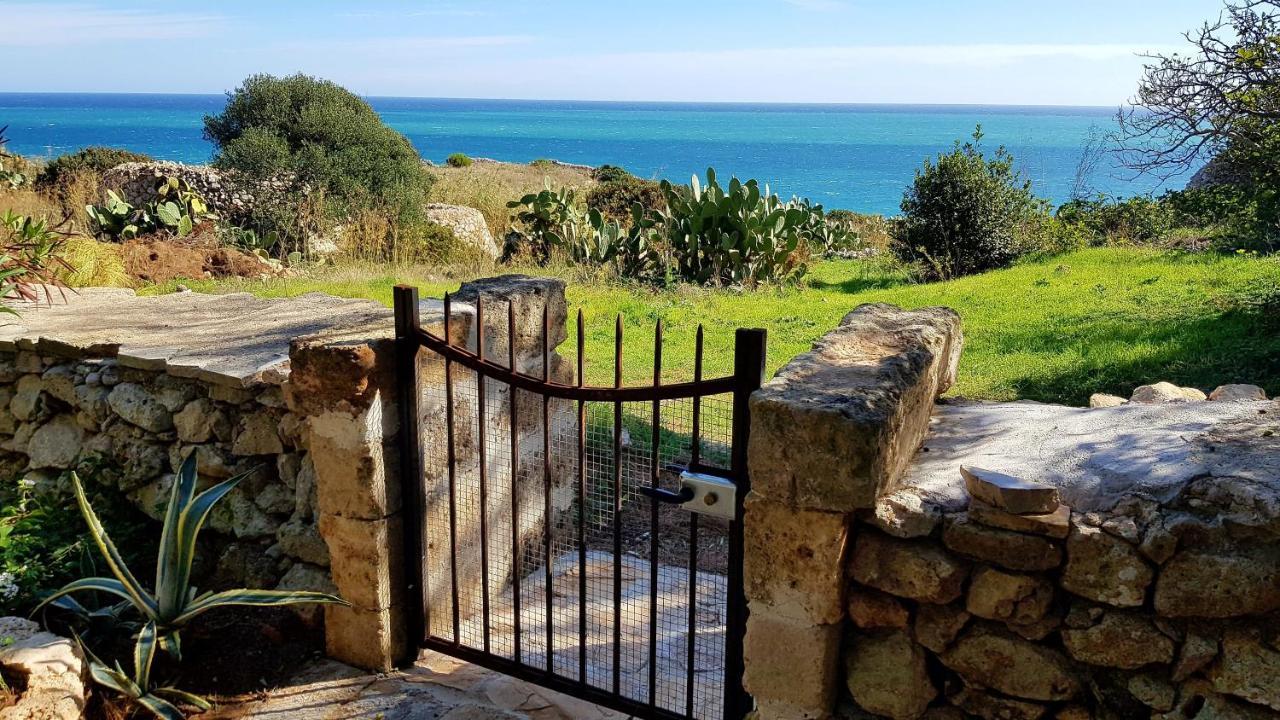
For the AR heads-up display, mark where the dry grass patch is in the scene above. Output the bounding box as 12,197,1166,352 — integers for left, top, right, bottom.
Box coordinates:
428,160,596,238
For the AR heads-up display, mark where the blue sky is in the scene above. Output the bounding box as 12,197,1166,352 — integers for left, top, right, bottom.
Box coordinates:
1,0,1228,105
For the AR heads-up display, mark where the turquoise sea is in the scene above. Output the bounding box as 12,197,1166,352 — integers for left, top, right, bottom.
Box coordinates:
0,93,1191,216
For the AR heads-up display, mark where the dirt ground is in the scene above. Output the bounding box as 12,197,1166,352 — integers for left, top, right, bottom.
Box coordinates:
119,227,281,285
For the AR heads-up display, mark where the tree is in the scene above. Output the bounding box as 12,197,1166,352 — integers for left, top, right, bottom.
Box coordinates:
203,74,432,227
1117,0,1280,181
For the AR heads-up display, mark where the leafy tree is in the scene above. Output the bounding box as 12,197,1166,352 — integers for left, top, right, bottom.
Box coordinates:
894,128,1048,279
203,74,432,228
36,146,151,189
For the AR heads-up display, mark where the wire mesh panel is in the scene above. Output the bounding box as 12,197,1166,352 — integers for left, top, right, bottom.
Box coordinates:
396,286,763,720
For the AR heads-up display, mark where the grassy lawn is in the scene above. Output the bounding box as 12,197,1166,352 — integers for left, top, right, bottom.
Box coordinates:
146,247,1280,406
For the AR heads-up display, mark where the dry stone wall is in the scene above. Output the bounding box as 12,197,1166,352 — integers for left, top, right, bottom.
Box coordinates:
742,302,1280,720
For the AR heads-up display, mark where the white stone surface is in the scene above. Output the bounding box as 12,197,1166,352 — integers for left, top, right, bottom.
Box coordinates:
903,400,1280,512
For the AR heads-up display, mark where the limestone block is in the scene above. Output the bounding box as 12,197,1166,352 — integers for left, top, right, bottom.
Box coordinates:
961,466,1060,515
276,562,339,627
1060,610,1175,669
848,587,911,630
744,496,849,624
941,624,1080,702
965,566,1054,626
949,685,1047,720
1130,381,1204,404
867,489,942,538
968,499,1070,539
26,415,83,469
1089,393,1127,408
324,602,408,673
1154,545,1280,617
107,382,173,432
39,365,77,405
844,630,935,720
10,373,43,422
851,531,968,604
1208,628,1280,711
232,409,285,456
318,512,403,611
0,629,86,720
276,518,331,566
73,385,110,425
451,274,569,363
1128,673,1177,712
308,407,398,521
1209,384,1267,402
1154,679,1279,720
942,515,1062,572
424,204,501,260
743,611,842,720
749,303,962,511
173,397,230,443
913,602,971,653
1061,522,1153,607
1172,629,1219,682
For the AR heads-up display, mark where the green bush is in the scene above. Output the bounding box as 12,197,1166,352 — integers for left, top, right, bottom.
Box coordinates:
36,147,151,189
585,176,665,224
506,185,582,260
592,164,633,183
446,153,473,168
894,127,1049,279
85,176,214,240
203,73,432,237
1055,195,1175,245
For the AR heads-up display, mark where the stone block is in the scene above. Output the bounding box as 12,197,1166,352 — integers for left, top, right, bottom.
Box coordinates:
851,530,968,604
867,489,942,538
318,512,403,611
743,611,841,720
324,602,409,673
848,587,910,630
27,415,83,469
965,566,1054,626
942,514,1062,572
107,382,174,432
844,630,935,720
749,303,962,511
744,495,849,624
1060,610,1175,669
941,624,1079,702
1209,384,1267,402
1154,544,1280,617
961,466,1060,515
913,602,971,653
968,499,1069,539
1061,522,1153,607
308,407,399,521
949,685,1046,720
1208,628,1280,711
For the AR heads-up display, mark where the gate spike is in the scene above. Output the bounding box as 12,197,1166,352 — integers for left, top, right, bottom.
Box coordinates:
443,292,452,347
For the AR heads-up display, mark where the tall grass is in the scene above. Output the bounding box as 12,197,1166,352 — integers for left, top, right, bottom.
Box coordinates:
428,161,596,238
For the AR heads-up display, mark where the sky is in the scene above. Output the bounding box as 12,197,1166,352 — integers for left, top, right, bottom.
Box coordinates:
0,0,1230,106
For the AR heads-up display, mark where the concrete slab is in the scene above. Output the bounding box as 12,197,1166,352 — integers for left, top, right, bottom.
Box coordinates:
901,399,1280,513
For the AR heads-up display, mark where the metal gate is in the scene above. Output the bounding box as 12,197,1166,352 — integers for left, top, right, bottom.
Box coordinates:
393,285,764,720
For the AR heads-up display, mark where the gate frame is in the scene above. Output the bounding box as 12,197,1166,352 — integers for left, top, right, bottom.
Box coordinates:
392,284,765,720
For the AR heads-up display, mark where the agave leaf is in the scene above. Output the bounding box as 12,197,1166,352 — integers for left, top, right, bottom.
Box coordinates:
34,576,142,614
155,452,199,615
68,473,158,617
136,694,187,720
153,687,212,711
172,589,348,626
167,472,250,618
158,630,182,660
134,621,159,691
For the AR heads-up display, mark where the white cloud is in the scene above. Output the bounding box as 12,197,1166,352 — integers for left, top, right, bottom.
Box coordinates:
0,2,225,46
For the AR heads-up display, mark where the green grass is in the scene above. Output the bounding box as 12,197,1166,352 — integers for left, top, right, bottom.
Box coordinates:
144,247,1280,406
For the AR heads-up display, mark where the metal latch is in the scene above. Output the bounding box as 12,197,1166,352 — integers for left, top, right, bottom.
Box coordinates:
677,470,737,520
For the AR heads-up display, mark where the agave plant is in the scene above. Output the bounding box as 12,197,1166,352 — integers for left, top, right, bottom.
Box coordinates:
38,453,347,656
81,623,210,720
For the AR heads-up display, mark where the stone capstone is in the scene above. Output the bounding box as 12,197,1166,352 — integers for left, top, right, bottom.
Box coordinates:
1060,522,1153,608
851,531,968,604
968,500,1069,540
961,466,1060,515
843,630,935,720
940,625,1080,702
749,303,962,510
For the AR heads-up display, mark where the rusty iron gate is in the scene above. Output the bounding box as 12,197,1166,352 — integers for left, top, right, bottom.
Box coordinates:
393,285,765,720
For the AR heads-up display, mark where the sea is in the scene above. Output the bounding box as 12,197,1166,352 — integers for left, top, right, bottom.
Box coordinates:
0,93,1192,216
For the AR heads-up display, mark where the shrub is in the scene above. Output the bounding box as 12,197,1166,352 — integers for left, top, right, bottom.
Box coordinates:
592,165,633,183
585,176,665,224
894,128,1049,279
1055,195,1175,245
59,236,131,288
529,158,555,168
85,176,214,240
1,211,70,313
505,185,583,260
36,146,151,189
203,73,433,236
446,153,473,168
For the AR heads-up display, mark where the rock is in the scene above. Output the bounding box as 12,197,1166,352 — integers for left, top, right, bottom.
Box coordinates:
1208,628,1280,710
73,385,110,425
1154,545,1280,617
942,515,1062,572
1128,673,1177,712
1130,381,1205,404
173,397,230,443
26,415,83,469
39,365,77,405
1155,679,1278,720
1060,522,1153,607
1173,629,1219,682
965,566,1054,626
0,629,86,720
913,602,971,653
869,489,941,538
276,518,331,566
1210,384,1268,402
1060,610,1175,669
232,410,285,456
254,483,295,516
968,499,1070,540
424,204,500,259
843,630,935,720
851,531,968,604
213,541,283,589
1100,515,1141,543
127,474,175,520
948,685,1047,720
961,466,1060,515
276,562,338,626
0,617,39,643
848,587,911,630
1139,519,1178,564
749,303,962,510
10,374,44,422
1088,393,1127,408
294,455,318,520
941,624,1079,701
107,382,173,432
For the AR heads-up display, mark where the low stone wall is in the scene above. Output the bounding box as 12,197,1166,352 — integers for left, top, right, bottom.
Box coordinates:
101,161,281,222
742,302,1280,719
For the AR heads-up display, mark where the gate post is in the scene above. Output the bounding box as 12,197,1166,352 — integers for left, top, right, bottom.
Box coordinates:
393,285,427,664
